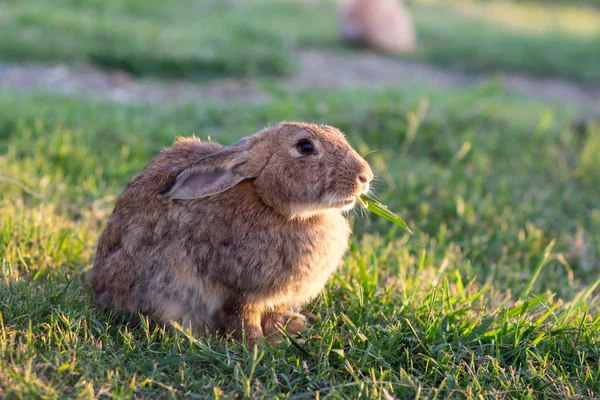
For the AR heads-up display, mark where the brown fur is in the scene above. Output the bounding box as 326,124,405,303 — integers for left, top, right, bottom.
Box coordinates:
340,0,416,54
88,122,373,344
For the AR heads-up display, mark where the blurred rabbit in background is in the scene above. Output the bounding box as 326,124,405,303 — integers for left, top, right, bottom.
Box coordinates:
340,0,416,53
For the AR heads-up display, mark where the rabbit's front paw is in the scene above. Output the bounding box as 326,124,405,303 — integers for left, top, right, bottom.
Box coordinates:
262,311,307,341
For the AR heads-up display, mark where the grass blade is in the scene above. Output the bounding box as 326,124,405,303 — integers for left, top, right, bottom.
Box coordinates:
358,194,413,234
519,240,555,301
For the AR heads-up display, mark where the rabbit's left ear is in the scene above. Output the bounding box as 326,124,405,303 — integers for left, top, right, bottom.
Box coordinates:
158,138,266,202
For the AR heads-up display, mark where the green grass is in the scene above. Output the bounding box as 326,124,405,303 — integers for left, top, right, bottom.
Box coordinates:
425,0,600,36
2,0,600,81
412,1,600,81
474,0,600,7
0,0,335,79
1,84,599,398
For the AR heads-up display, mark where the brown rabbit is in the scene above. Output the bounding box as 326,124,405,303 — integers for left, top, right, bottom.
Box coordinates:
340,0,416,54
88,122,373,344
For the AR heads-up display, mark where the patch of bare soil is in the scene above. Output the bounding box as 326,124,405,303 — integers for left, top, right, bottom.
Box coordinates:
1,49,599,115
294,50,600,110
0,63,268,105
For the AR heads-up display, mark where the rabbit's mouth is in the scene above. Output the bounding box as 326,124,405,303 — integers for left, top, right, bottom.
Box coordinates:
330,197,357,211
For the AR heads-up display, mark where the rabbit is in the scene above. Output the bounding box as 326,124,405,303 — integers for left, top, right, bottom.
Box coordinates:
88,122,373,344
340,0,416,54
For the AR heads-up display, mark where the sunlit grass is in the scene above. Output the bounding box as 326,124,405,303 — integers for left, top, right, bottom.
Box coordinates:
1,86,599,397
418,0,600,36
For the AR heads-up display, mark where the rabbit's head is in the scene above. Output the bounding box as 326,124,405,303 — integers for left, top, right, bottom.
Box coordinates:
159,122,373,218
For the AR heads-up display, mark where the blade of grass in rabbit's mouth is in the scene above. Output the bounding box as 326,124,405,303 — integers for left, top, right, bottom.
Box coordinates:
357,194,413,234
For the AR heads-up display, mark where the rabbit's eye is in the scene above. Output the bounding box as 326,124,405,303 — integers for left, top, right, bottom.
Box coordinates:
296,139,315,155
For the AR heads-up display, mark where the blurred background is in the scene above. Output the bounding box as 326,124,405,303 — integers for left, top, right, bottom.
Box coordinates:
0,0,599,106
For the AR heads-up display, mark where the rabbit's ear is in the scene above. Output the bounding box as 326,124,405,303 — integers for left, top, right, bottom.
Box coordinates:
158,140,263,202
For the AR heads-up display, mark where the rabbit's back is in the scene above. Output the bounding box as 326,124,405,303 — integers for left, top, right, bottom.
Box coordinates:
88,139,224,313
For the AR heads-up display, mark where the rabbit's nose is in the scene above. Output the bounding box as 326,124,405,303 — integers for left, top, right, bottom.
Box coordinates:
358,162,374,184
356,166,373,194
352,153,373,191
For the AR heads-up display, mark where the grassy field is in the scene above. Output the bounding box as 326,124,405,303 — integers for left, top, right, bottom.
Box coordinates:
1,86,599,398
1,0,600,398
2,0,600,80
